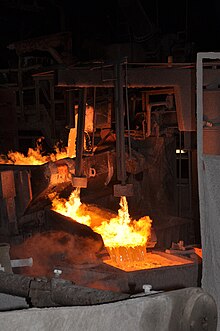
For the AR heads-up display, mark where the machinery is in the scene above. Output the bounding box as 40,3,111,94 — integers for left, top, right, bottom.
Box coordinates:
0,58,199,244
0,35,218,331
0,39,200,279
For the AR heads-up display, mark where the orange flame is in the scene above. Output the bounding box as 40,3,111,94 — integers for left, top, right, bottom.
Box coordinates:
94,196,152,248
50,188,91,226
0,145,68,165
49,191,192,272
50,192,152,249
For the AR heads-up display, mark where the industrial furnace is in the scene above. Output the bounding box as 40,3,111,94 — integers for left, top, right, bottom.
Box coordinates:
0,30,208,306
0,54,203,296
0,37,219,330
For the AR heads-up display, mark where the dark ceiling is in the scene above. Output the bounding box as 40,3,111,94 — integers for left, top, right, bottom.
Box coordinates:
0,0,220,65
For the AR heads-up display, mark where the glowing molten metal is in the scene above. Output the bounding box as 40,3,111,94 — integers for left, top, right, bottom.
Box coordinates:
50,191,171,271
93,196,152,248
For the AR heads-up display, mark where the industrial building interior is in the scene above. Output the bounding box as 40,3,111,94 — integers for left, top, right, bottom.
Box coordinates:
0,1,219,330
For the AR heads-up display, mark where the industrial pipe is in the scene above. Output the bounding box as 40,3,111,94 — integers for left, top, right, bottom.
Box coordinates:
113,62,133,197
72,88,88,188
0,287,217,331
114,62,126,184
146,101,167,137
0,272,129,307
75,88,87,177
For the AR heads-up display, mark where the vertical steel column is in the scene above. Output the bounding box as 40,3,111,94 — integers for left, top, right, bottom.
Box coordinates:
178,131,182,216
188,150,192,218
67,89,75,128
114,63,126,185
35,79,40,121
91,87,96,153
49,79,55,139
75,88,87,177
196,53,220,331
114,63,120,181
196,53,220,247
18,56,24,120
124,59,132,158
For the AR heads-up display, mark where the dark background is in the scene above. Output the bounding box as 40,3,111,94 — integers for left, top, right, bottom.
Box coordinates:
0,0,219,65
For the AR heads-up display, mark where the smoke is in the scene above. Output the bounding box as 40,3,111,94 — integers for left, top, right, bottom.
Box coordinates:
10,231,104,280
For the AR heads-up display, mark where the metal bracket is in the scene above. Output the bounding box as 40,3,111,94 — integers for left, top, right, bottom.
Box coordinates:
113,183,134,197
11,257,33,268
71,176,88,188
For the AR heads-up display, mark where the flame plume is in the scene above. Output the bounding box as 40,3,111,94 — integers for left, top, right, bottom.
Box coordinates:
50,191,191,271
50,188,91,226
0,144,68,165
93,196,152,248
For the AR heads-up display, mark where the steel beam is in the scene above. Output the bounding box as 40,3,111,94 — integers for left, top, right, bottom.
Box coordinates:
57,65,196,131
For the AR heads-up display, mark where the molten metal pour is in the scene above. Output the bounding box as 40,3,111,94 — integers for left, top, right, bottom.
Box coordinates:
50,190,153,269
49,189,189,272
0,140,192,273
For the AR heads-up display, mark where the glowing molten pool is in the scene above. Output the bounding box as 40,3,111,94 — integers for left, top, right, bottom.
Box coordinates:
0,140,190,272
50,190,192,271
50,190,152,250
105,248,189,271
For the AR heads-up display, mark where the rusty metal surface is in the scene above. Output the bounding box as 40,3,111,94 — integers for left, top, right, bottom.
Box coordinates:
8,32,72,55
0,272,129,307
71,176,88,188
0,147,146,216
11,211,109,276
0,248,201,305
50,278,130,306
57,65,196,131
203,90,220,154
0,271,32,297
0,171,16,199
9,206,200,295
44,209,104,243
0,90,18,153
57,255,199,294
0,171,17,234
113,183,134,197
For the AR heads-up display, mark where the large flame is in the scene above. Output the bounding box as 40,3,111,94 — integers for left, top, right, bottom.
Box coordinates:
94,196,152,248
0,112,91,165
0,145,68,165
50,188,91,226
50,192,152,249
50,190,192,272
